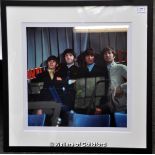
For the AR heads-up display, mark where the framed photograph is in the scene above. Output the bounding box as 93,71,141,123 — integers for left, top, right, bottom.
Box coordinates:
1,0,153,153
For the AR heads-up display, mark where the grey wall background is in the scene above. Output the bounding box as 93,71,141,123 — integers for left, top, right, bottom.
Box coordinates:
0,0,155,153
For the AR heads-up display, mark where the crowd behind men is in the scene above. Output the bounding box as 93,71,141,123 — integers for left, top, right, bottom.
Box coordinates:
30,47,127,126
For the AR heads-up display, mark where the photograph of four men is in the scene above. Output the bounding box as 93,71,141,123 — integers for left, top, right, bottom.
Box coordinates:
27,27,127,127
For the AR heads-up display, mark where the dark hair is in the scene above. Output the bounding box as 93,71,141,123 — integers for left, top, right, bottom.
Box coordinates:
84,48,95,57
102,47,116,56
46,55,59,65
63,49,76,58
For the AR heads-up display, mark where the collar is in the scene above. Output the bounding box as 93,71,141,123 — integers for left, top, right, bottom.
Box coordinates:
107,61,116,70
67,63,74,68
87,63,95,72
48,69,55,72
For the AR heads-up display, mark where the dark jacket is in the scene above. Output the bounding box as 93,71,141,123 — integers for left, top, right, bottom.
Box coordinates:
58,63,79,79
79,64,106,78
75,65,110,114
30,69,61,101
57,63,79,109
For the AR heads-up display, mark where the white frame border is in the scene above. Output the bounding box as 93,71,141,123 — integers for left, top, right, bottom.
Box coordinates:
6,6,147,148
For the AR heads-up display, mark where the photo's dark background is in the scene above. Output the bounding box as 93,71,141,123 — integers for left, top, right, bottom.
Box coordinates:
0,0,154,153
27,27,127,69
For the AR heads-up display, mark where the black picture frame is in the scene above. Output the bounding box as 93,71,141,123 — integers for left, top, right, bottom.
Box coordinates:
1,0,153,153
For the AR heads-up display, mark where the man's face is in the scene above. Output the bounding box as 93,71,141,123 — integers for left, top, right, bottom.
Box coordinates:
103,50,115,63
85,55,95,65
47,60,57,69
65,53,75,64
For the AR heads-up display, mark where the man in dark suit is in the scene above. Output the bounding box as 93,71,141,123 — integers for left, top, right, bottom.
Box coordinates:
57,49,79,108
57,49,79,126
30,55,60,101
29,55,61,126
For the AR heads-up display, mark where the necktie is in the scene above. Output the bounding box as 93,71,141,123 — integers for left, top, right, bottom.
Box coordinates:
48,69,54,80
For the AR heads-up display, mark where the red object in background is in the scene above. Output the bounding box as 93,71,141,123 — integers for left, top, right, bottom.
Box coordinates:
117,50,123,63
27,67,44,79
116,50,127,64
27,51,127,80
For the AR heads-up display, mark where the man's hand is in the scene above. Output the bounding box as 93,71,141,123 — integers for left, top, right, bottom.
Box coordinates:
68,80,76,85
115,86,124,97
56,77,62,81
94,107,102,115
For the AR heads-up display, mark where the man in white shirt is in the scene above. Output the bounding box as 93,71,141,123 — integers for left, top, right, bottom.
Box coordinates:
96,47,127,114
